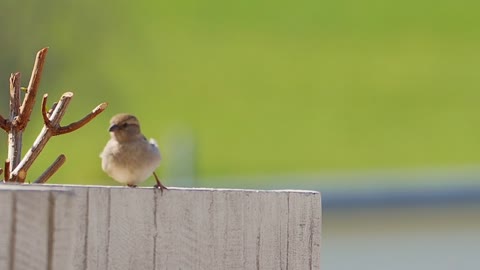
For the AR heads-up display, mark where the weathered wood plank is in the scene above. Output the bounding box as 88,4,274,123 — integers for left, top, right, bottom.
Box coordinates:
256,192,289,269
50,190,76,270
85,187,110,270
0,185,76,270
70,187,88,270
153,188,317,270
1,185,321,270
107,187,156,270
0,191,14,270
287,191,322,269
14,189,50,270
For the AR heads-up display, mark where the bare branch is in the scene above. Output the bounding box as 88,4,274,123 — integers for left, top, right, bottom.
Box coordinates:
16,48,48,130
4,48,108,183
11,92,73,182
0,114,9,132
11,89,107,183
4,160,10,182
41,94,54,128
34,154,66,184
55,102,108,135
47,102,57,118
8,72,23,176
9,73,21,115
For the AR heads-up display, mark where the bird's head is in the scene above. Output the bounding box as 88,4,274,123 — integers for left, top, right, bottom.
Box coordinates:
108,113,142,142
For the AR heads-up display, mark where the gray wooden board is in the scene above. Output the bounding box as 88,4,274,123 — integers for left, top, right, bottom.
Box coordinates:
0,190,13,270
63,186,321,270
0,185,321,270
0,185,75,270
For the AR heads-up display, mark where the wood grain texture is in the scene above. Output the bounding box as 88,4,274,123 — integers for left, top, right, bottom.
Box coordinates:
50,190,76,270
0,185,76,270
68,186,321,270
287,192,322,270
85,187,110,270
1,185,321,270
107,187,156,270
70,187,88,270
14,189,50,270
0,191,14,270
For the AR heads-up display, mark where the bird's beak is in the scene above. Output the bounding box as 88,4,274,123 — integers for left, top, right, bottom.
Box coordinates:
108,124,120,132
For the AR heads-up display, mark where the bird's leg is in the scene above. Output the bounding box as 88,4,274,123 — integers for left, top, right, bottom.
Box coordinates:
127,184,137,188
153,172,167,192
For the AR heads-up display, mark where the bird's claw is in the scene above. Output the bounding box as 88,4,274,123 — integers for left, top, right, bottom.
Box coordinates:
154,183,167,194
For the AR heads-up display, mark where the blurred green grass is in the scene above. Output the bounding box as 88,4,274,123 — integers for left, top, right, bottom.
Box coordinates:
1,0,480,186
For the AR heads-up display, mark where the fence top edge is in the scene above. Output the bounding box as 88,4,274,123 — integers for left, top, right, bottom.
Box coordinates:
4,183,320,195
0,183,73,193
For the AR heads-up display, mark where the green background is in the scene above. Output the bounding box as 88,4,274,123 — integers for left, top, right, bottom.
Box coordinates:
1,0,479,187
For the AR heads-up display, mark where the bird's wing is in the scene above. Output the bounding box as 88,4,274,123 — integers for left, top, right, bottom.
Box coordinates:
149,138,161,160
149,138,158,147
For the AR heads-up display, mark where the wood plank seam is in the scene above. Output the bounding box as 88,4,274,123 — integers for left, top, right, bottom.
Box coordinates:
47,191,55,270
105,188,112,270
83,188,89,270
8,192,17,270
1,186,320,270
152,189,158,270
285,193,290,270
256,227,261,270
309,199,314,270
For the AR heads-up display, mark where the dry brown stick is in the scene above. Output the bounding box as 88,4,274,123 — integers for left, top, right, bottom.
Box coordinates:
7,73,23,180
4,160,10,182
0,115,9,132
34,154,66,184
11,92,107,182
41,94,54,128
55,102,108,135
15,48,48,130
11,92,73,182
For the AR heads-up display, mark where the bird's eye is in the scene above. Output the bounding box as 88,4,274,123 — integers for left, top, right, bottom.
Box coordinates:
122,123,128,128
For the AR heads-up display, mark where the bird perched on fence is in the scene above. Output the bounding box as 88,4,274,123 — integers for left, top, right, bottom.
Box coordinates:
100,113,167,191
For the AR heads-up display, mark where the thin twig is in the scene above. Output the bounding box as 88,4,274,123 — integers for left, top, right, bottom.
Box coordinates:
41,94,54,128
47,102,57,118
16,48,48,130
4,160,10,182
55,102,108,135
7,72,23,179
34,154,66,184
0,115,9,132
0,168,3,177
11,92,107,182
11,92,73,182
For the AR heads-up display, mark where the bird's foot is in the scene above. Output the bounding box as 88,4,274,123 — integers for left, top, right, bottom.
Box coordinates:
127,184,138,188
153,182,168,191
153,172,167,194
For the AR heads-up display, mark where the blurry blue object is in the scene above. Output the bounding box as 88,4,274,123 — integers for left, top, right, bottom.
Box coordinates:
322,184,480,211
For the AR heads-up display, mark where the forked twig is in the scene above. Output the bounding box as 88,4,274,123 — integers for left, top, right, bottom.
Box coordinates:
8,72,23,177
41,94,54,129
34,154,66,184
42,93,108,135
55,102,108,135
2,48,107,183
11,92,107,182
15,48,48,130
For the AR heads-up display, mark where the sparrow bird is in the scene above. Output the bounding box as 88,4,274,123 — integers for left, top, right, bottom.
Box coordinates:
100,113,167,191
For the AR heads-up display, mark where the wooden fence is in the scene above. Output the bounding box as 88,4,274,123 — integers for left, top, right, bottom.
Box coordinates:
0,184,321,270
